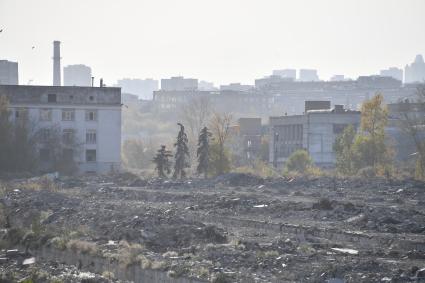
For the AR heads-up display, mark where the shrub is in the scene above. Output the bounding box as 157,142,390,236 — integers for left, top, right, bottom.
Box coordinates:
285,150,313,173
50,237,68,250
66,239,98,255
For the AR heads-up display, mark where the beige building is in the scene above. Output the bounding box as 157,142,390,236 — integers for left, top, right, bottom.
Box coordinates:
269,102,360,167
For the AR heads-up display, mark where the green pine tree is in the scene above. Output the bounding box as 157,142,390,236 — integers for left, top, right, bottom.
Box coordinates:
197,126,212,178
152,145,172,178
173,123,190,179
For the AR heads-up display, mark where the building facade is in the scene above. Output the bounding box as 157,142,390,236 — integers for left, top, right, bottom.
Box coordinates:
269,103,360,166
161,76,198,91
0,85,122,174
299,69,319,82
405,55,425,84
0,60,19,85
115,78,159,99
272,69,296,80
63,64,92,87
380,67,403,82
237,118,263,162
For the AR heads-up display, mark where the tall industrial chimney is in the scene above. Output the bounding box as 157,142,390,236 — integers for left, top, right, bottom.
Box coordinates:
53,41,61,86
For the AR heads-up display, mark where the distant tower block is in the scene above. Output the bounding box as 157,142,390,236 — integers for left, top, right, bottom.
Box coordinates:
53,41,61,86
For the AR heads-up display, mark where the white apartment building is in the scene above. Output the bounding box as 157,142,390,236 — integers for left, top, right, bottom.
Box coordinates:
0,85,122,174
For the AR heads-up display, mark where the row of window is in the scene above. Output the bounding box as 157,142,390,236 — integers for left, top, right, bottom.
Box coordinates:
39,128,97,144
47,94,95,103
40,148,96,163
39,109,98,122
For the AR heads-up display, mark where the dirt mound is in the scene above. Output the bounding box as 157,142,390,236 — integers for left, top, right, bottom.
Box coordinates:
215,173,264,187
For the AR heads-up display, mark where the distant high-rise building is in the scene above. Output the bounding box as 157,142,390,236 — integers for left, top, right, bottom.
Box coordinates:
0,60,18,85
299,69,319,82
116,78,159,100
161,76,198,91
273,69,296,80
220,83,253,92
198,80,217,91
405,54,425,83
63,64,92,86
380,67,403,82
330,75,345,82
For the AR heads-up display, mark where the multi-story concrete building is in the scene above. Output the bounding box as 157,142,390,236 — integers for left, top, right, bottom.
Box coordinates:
380,67,403,82
405,55,425,84
161,76,198,91
63,64,92,87
0,85,122,174
198,80,217,91
220,83,254,92
153,89,276,119
330,75,346,82
257,75,413,115
272,69,296,80
269,102,360,167
0,60,19,85
116,78,159,99
299,69,319,82
237,118,263,162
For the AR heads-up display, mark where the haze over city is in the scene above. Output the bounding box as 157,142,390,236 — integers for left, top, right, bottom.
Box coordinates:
2,1,425,282
1,0,425,86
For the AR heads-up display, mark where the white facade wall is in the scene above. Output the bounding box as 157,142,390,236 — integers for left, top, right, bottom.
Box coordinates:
8,104,121,174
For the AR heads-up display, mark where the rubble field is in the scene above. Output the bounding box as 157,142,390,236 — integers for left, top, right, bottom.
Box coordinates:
1,173,425,282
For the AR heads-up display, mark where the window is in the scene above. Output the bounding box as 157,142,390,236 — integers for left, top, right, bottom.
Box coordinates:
85,110,97,121
62,148,74,161
333,124,348,135
48,94,57,103
86,130,97,144
40,148,50,161
40,128,51,142
39,109,52,121
15,108,27,120
62,109,75,121
86,149,96,162
62,129,75,144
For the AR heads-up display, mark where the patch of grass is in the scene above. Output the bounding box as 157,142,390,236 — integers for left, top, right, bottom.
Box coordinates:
116,240,145,267
137,254,152,269
19,178,59,192
194,266,210,278
50,236,68,251
151,260,167,270
101,271,115,280
66,239,98,255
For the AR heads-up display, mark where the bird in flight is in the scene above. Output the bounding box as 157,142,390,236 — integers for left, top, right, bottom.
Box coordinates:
32,46,35,49
0,29,3,33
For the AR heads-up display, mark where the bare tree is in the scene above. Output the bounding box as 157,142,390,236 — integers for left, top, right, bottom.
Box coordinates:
398,85,425,179
179,96,213,140
179,96,213,167
209,112,233,175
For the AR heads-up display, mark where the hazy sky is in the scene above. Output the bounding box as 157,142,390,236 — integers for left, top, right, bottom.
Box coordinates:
1,0,424,86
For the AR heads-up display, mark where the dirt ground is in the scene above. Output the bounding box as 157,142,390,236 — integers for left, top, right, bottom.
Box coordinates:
1,173,425,282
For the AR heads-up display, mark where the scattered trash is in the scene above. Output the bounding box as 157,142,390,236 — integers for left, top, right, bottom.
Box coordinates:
22,257,36,265
330,248,359,255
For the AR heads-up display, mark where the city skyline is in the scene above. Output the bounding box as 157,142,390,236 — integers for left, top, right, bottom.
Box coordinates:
1,0,425,86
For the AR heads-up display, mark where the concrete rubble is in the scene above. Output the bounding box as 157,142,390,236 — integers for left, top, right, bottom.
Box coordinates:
0,173,425,282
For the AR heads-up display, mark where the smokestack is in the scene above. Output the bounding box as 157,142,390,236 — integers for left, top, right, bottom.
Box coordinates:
53,41,61,86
